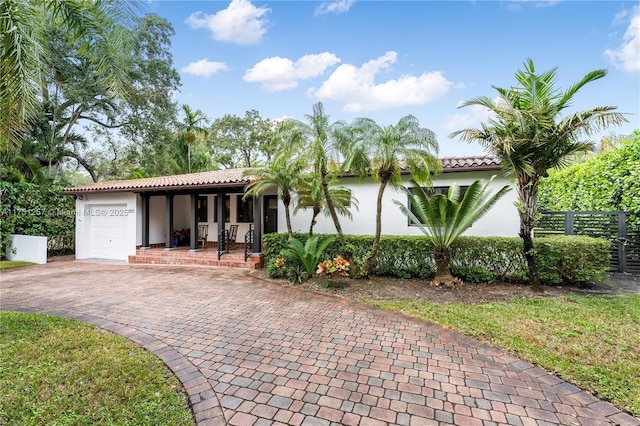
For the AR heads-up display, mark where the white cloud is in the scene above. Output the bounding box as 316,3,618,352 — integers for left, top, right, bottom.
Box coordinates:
181,59,229,77
444,102,495,132
244,52,341,91
604,7,640,73
612,9,630,25
315,0,355,15
310,51,454,112
185,0,269,45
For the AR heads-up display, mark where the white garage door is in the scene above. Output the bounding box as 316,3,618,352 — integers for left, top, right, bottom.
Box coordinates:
88,204,128,260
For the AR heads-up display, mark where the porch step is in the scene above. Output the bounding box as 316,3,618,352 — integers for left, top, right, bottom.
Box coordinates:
128,248,262,269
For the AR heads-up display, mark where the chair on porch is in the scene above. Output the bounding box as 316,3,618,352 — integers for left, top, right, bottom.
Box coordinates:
227,224,239,250
198,224,208,248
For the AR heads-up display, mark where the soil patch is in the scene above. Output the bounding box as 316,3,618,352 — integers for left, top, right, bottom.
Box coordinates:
250,270,640,304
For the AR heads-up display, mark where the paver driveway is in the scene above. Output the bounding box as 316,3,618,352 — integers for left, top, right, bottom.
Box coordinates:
1,261,638,426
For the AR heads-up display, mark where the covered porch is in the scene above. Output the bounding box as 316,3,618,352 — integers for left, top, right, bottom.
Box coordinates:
137,189,264,261
63,169,279,267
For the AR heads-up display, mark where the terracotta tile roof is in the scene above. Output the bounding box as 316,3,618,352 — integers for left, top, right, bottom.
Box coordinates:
62,168,252,194
391,154,501,175
439,154,501,171
62,155,502,194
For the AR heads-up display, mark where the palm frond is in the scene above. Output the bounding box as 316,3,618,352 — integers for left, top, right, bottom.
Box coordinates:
393,177,511,250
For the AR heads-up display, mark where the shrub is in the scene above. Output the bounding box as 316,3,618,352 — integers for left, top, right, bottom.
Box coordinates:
535,236,610,286
538,131,640,233
1,182,75,258
317,256,350,277
264,233,610,286
286,235,336,279
450,237,528,283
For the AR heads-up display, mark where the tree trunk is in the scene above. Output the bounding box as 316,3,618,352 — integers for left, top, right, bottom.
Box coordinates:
309,206,320,236
321,168,345,245
187,143,192,173
366,179,388,274
432,247,459,287
283,193,293,238
517,175,541,291
63,150,98,182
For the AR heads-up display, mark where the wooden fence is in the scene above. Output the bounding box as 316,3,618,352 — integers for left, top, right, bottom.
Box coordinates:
536,211,639,274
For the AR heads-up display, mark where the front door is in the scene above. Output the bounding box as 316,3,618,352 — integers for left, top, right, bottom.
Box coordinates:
264,195,278,234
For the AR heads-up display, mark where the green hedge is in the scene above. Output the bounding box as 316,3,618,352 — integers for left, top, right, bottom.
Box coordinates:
263,233,610,287
538,131,640,233
450,237,528,283
1,182,75,258
534,236,611,285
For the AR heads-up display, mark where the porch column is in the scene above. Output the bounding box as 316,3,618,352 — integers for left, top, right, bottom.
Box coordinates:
189,193,198,252
217,191,227,251
164,194,174,250
141,193,150,249
252,196,262,254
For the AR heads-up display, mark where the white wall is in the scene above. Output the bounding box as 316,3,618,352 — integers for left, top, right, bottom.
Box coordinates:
173,195,191,230
7,235,47,264
144,193,258,243
285,171,519,238
75,192,137,260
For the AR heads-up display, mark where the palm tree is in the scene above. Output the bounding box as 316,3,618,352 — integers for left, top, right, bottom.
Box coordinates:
243,155,306,238
178,104,209,173
0,0,135,152
450,59,627,288
286,103,349,244
294,172,357,236
346,115,440,274
394,177,510,286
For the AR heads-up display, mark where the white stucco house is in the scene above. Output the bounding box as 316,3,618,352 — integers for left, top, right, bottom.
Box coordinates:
62,155,518,263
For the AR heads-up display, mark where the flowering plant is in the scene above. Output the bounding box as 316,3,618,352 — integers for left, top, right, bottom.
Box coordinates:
316,256,350,277
275,257,285,269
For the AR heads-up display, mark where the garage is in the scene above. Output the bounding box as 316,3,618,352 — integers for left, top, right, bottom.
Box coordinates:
87,204,128,260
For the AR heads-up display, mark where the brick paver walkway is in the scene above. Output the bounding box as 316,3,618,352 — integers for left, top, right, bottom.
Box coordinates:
1,261,638,426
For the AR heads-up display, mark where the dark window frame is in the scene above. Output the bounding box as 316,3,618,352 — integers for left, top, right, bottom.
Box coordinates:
213,195,231,223
196,196,208,223
236,195,254,223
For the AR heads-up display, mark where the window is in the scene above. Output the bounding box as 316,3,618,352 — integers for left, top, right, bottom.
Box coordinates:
213,195,230,222
237,196,254,223
408,185,469,225
197,196,208,222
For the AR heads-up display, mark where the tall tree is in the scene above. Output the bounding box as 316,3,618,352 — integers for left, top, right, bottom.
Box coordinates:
294,173,357,236
286,103,349,244
178,104,209,173
209,110,274,168
346,115,440,273
10,13,181,182
394,177,510,286
450,59,627,289
0,0,135,152
243,155,306,238
119,13,181,177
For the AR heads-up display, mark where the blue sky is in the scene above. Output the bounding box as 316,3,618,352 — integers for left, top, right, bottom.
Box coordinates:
145,0,639,157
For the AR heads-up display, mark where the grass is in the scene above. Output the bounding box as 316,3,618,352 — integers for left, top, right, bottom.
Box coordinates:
0,312,194,425
0,260,36,270
366,294,640,416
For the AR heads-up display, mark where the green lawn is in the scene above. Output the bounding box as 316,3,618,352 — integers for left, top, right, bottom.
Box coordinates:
0,260,36,270
0,312,194,425
366,294,640,416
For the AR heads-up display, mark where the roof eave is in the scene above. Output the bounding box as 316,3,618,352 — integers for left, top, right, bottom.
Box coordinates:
61,181,250,195
438,164,503,173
